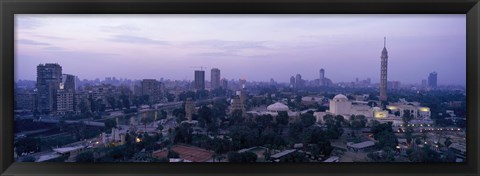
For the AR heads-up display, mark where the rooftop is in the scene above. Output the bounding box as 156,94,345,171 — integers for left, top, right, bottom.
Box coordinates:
271,149,296,159
53,145,85,154
171,145,214,162
347,141,375,149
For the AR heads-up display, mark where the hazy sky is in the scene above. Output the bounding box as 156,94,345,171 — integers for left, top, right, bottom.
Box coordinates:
15,14,466,85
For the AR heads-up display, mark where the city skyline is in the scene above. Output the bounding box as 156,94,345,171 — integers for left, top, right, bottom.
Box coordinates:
15,14,466,85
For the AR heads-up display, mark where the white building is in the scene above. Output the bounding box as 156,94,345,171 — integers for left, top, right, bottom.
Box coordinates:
267,102,289,113
329,94,352,115
246,102,300,123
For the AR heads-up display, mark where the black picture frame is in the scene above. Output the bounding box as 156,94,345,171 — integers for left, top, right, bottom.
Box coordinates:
1,0,479,175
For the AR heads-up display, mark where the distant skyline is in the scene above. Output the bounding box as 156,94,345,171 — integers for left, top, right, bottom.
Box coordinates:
15,14,466,85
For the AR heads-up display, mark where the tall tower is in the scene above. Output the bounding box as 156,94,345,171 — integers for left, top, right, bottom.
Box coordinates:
194,70,205,90
319,68,325,86
36,63,62,114
428,72,437,88
380,37,388,102
210,68,221,90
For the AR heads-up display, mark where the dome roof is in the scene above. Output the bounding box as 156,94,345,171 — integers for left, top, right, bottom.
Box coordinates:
333,94,348,100
267,102,289,112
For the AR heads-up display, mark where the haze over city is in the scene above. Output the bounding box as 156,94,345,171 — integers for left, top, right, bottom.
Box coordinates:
15,14,466,85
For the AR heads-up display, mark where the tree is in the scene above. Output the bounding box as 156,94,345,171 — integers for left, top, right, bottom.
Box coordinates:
76,151,94,162
78,99,89,114
227,152,242,162
168,150,180,158
371,122,398,150
322,114,335,125
289,122,304,139
160,110,168,119
279,152,308,162
350,115,367,136
227,151,257,162
107,96,117,110
141,115,154,130
121,94,131,109
300,112,316,127
104,118,117,132
229,109,245,126
172,108,186,119
174,123,193,144
276,111,289,126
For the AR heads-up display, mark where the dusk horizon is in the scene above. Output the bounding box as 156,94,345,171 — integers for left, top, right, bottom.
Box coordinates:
15,14,466,86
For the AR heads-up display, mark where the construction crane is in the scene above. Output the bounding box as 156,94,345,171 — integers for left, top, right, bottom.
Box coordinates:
190,66,208,71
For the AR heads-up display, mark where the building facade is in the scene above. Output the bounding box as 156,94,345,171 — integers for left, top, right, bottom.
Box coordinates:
194,70,205,91
428,72,438,88
141,79,161,103
57,74,76,114
210,68,221,90
329,94,352,115
36,63,62,114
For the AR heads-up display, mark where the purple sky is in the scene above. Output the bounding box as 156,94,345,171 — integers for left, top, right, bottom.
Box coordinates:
14,14,466,85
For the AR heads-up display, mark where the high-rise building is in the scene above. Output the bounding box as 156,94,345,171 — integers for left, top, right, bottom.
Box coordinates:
379,37,388,102
295,74,303,89
56,89,74,114
319,68,325,86
387,81,401,90
211,68,221,90
141,79,161,103
290,76,295,88
422,79,427,88
428,72,438,88
36,63,62,114
57,74,76,114
60,74,76,91
221,78,228,90
194,70,205,90
239,79,247,89
15,92,36,111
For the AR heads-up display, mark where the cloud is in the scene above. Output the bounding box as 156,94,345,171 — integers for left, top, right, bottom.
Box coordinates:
190,40,269,51
32,34,72,41
17,39,50,46
101,25,140,33
191,52,241,57
15,17,43,29
43,46,64,50
107,35,169,45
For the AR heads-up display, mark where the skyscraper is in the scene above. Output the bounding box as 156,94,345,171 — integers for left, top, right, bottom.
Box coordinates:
57,74,76,114
60,74,76,91
379,37,388,102
221,78,228,90
290,76,295,88
428,72,438,88
211,68,221,90
319,68,325,86
295,74,303,89
194,70,205,90
36,63,62,114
